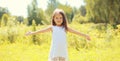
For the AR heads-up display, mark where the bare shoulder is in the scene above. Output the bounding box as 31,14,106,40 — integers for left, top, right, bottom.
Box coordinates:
46,25,52,28
67,26,80,33
46,25,52,31
38,25,52,32
67,26,74,32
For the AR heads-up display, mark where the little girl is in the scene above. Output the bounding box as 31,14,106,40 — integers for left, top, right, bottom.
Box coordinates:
26,9,91,61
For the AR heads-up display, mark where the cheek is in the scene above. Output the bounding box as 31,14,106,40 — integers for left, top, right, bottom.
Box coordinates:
60,20,63,23
58,20,63,23
54,19,57,23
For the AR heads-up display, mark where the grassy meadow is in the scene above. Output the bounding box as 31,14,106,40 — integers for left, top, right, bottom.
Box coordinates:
0,23,120,61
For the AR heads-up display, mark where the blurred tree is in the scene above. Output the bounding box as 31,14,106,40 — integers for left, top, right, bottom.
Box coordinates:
32,20,40,45
85,0,120,28
0,7,10,26
72,5,88,24
79,5,86,16
6,17,17,43
38,8,49,25
17,16,24,23
0,7,9,19
1,14,9,27
72,7,79,14
72,13,88,24
45,0,57,16
27,0,47,25
32,20,37,44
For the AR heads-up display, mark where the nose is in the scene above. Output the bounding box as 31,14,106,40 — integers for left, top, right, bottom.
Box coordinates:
57,18,61,21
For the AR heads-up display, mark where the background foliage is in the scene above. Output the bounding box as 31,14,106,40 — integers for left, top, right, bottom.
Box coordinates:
0,0,120,61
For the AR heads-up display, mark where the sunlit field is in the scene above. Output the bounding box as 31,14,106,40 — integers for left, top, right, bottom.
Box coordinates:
0,23,120,61
0,0,120,61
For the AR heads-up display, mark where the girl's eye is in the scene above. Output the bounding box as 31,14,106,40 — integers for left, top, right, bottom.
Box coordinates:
55,17,62,20
55,17,58,19
60,17,62,19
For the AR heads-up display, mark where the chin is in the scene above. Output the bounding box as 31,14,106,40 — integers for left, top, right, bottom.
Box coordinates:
56,24,62,26
56,23,62,25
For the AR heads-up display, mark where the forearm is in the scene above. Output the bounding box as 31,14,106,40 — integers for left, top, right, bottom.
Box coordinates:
26,26,52,36
68,27,91,40
30,29,46,35
30,28,51,35
78,32,89,38
68,27,89,38
30,31,39,35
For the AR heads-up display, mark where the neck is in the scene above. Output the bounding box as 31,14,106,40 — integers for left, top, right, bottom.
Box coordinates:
56,25,62,27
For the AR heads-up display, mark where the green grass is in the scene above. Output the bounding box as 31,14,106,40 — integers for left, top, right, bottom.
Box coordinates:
0,23,120,61
0,43,120,61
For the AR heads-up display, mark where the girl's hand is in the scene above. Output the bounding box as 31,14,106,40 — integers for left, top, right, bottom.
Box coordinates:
25,31,33,36
86,35,91,41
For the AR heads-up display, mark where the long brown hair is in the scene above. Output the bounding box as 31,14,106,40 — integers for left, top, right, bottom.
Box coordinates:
51,9,68,31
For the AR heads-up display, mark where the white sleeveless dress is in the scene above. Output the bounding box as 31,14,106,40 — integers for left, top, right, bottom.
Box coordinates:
49,26,68,61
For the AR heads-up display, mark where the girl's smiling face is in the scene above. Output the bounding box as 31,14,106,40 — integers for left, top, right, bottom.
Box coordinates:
52,9,68,30
53,13,63,26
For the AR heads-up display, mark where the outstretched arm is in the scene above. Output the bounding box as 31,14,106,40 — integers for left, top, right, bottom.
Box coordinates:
67,27,91,41
26,26,52,36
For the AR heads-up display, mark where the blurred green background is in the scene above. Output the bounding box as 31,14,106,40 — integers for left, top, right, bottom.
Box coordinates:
0,0,120,61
